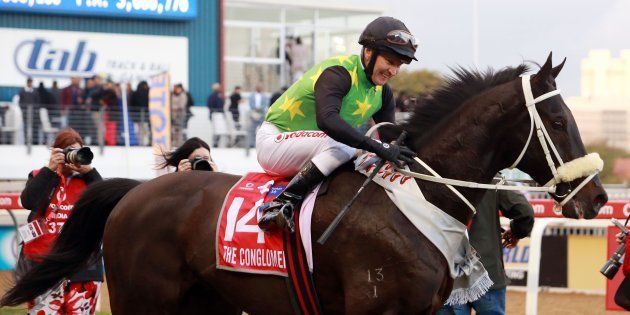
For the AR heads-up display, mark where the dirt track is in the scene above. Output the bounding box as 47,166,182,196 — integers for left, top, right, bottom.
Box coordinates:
0,271,623,314
506,290,623,315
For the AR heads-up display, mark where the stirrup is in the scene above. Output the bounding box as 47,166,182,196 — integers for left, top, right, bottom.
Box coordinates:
258,201,296,233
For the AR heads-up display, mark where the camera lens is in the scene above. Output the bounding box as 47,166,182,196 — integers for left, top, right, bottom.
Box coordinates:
191,157,213,171
601,259,621,279
64,147,94,165
601,243,626,279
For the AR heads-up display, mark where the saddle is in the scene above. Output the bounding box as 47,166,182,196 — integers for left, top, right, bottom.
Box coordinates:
216,172,323,314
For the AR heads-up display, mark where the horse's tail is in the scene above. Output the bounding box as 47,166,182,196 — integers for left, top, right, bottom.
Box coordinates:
0,178,141,307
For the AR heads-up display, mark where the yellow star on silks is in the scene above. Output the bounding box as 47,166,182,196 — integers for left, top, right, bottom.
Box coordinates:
278,96,305,120
335,55,350,64
353,96,372,118
309,67,323,89
349,66,359,89
375,85,382,92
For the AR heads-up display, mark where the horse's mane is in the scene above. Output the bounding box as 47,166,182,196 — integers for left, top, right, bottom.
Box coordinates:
404,64,530,140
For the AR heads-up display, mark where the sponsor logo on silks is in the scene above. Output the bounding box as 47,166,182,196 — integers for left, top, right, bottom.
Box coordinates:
238,182,256,191
268,185,286,198
14,38,97,78
257,180,274,195
274,130,328,143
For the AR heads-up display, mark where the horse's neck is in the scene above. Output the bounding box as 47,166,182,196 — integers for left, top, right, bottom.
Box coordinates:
414,83,522,223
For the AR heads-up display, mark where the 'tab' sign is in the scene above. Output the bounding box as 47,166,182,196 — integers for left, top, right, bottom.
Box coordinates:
14,39,96,78
0,28,188,87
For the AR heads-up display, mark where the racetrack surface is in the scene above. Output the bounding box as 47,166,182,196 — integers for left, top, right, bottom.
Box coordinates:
506,290,621,315
0,273,621,314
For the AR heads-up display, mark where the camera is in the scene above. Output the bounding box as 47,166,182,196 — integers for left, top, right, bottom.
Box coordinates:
191,157,213,171
63,147,94,165
601,218,628,279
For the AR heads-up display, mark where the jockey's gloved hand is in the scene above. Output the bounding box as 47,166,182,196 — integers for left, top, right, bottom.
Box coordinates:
361,138,417,168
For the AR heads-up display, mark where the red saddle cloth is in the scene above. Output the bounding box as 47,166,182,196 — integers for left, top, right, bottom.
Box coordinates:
217,172,324,314
217,172,289,276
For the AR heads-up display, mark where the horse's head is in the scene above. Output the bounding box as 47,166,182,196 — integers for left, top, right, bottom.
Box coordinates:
509,52,607,219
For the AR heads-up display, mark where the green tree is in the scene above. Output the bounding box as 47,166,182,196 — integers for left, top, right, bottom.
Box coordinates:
585,141,630,184
388,69,443,97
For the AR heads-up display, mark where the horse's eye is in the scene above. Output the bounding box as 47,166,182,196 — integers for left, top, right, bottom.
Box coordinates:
552,120,564,130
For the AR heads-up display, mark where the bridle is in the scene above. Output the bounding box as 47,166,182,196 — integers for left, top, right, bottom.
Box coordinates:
368,75,603,214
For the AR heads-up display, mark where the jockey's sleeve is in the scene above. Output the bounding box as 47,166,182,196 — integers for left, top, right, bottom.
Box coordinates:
314,66,368,147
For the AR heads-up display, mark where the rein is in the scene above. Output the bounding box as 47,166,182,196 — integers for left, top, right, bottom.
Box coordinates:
367,75,603,214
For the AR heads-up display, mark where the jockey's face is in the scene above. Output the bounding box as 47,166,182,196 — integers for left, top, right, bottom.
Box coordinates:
364,48,405,86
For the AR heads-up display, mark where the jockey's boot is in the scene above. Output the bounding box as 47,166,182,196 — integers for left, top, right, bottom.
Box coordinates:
258,162,325,233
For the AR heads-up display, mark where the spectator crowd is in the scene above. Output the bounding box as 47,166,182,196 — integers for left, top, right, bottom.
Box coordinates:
2,70,413,149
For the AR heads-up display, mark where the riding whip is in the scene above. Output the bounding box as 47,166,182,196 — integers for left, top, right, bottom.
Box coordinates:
317,131,408,245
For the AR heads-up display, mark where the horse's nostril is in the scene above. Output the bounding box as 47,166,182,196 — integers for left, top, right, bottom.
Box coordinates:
594,193,608,206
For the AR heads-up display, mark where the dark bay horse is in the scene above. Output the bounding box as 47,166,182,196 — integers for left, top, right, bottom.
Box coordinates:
1,54,608,314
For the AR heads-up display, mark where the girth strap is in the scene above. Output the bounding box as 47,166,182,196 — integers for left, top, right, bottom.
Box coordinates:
283,211,323,315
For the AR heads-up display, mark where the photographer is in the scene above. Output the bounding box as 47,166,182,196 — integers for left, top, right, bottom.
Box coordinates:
19,128,103,314
160,137,217,172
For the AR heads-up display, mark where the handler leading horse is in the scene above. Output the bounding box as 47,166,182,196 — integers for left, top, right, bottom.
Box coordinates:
2,54,607,314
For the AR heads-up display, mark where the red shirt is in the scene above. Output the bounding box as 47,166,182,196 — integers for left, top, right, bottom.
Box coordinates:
22,170,87,260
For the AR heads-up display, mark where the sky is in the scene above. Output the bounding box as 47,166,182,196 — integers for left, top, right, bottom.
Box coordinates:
334,0,630,97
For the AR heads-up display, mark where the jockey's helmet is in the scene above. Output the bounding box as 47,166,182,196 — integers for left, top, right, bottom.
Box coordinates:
359,16,418,63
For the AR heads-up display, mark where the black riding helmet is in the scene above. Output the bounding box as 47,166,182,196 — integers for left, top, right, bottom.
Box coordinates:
359,17,418,83
359,16,418,62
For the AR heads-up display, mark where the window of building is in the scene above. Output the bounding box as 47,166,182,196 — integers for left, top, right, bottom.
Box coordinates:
224,3,379,91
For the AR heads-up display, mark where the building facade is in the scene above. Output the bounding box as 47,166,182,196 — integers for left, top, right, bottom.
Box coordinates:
0,1,220,105
224,0,382,93
567,50,630,150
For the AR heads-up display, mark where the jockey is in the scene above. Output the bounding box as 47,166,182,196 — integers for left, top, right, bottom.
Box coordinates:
257,16,418,233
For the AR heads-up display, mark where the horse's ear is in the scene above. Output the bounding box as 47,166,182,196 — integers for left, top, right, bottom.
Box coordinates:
551,57,567,79
533,52,553,81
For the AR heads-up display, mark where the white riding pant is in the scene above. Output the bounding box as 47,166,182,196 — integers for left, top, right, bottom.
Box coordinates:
256,122,357,177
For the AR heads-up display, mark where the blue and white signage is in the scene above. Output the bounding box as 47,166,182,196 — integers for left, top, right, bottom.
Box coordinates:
0,227,18,270
0,0,197,20
0,28,188,87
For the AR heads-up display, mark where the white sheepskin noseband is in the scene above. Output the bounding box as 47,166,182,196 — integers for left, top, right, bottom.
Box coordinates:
556,153,604,183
